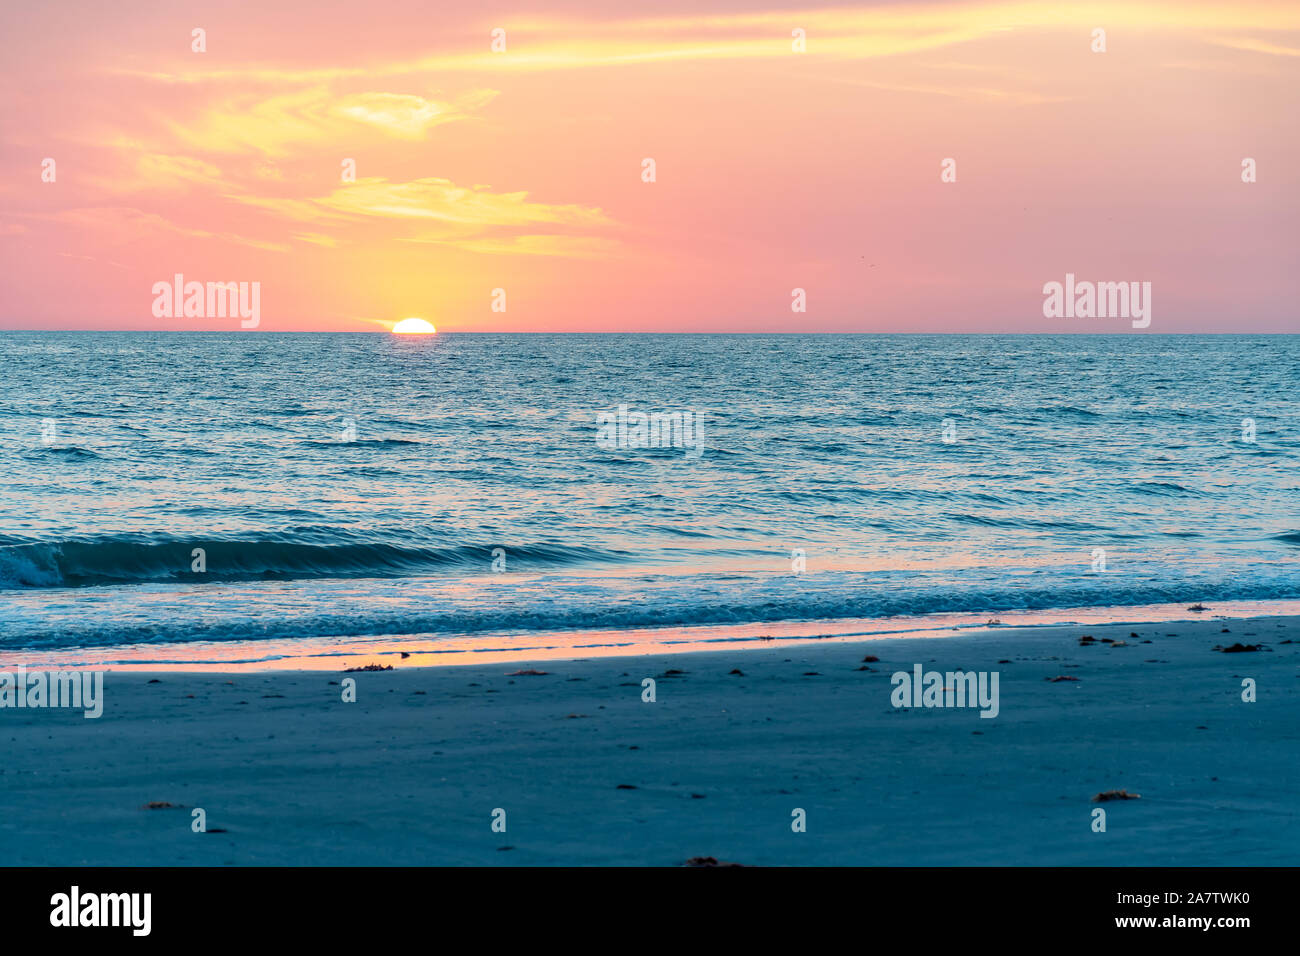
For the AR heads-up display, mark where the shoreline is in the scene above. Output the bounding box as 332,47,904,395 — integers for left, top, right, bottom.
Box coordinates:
5,598,1300,673
3,613,1296,865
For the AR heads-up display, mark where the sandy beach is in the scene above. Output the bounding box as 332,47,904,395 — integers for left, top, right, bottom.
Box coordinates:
3,614,1297,866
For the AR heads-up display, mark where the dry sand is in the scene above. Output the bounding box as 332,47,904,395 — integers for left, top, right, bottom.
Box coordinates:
3,614,1297,865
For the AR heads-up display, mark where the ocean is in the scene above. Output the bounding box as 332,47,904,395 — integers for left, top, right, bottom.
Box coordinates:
2,332,1298,666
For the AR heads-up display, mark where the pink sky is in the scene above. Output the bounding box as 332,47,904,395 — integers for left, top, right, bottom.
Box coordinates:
1,0,1297,332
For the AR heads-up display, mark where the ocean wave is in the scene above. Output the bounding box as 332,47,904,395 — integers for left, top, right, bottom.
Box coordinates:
1129,481,1204,497
20,445,102,460
0,536,630,589
3,573,1299,649
1033,405,1103,418
300,438,423,448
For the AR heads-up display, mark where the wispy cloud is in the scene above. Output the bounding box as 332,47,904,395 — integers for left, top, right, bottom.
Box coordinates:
231,177,615,253
112,2,1300,84
1214,36,1300,57
164,86,497,157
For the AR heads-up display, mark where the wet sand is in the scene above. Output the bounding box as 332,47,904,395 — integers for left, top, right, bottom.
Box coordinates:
3,614,1296,865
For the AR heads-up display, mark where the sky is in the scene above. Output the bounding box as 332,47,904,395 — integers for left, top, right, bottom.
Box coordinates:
0,0,1297,332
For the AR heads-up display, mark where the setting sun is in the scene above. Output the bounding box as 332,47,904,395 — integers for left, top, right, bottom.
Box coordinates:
391,318,436,335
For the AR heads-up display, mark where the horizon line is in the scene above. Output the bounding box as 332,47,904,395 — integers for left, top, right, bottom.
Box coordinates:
0,329,1294,336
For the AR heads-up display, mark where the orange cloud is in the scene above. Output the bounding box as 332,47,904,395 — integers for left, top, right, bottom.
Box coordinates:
168,87,497,156
228,177,615,254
